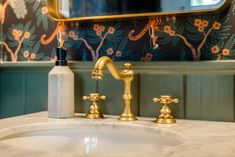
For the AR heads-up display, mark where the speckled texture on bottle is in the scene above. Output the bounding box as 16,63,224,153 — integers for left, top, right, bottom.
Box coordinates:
48,66,74,118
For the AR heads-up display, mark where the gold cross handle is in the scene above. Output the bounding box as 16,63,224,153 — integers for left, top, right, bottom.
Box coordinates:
83,93,106,119
153,95,179,124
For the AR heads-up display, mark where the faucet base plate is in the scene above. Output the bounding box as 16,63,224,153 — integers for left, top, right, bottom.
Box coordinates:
85,113,104,119
118,115,137,121
155,118,176,124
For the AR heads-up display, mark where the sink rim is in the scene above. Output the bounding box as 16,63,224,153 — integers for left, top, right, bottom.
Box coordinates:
0,121,186,146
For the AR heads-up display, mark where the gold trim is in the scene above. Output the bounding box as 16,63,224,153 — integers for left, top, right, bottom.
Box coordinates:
47,0,232,22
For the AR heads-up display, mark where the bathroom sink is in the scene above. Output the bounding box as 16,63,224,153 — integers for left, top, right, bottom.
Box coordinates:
0,122,184,156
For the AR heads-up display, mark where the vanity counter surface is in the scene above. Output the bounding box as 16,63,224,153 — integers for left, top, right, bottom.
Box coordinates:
0,112,234,157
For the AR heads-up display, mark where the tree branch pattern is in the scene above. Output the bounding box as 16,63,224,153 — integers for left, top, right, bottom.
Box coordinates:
0,0,235,62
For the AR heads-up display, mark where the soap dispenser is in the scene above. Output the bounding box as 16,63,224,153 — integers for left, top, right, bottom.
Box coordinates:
48,47,74,118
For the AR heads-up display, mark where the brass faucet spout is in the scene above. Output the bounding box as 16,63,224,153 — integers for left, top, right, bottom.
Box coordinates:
92,57,122,80
92,56,137,121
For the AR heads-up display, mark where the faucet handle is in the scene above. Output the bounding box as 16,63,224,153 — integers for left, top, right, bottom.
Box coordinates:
82,96,90,101
153,95,179,105
83,93,106,102
99,95,106,100
153,95,179,124
124,63,132,70
82,93,106,119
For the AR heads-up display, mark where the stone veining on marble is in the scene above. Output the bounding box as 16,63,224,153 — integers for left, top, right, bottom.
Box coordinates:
0,112,234,157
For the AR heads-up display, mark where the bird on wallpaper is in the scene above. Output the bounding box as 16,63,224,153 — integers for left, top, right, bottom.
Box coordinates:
0,0,27,24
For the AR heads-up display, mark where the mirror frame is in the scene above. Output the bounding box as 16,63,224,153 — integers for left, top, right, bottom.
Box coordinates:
47,0,232,21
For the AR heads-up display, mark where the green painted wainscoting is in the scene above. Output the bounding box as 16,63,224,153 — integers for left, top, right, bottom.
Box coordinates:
0,61,235,121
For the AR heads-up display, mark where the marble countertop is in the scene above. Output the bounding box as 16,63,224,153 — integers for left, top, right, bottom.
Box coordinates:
0,112,235,157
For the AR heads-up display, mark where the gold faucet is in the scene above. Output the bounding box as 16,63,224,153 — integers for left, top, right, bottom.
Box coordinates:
92,56,137,121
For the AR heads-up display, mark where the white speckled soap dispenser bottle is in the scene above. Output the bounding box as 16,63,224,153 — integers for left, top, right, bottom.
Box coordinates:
48,47,74,118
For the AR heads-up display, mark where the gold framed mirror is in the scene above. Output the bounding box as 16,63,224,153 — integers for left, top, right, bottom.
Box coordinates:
47,0,231,21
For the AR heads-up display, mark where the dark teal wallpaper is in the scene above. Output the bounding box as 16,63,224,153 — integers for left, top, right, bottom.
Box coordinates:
0,0,235,61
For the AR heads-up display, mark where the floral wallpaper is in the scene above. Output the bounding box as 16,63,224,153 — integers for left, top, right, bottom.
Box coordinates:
0,0,235,62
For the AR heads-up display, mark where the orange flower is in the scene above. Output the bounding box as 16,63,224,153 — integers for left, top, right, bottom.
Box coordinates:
30,53,36,59
213,22,221,30
69,31,75,37
145,52,153,61
24,32,31,39
222,49,230,56
116,51,122,57
73,35,78,40
202,20,209,27
198,26,204,33
96,31,102,36
23,51,30,58
93,24,99,31
17,30,23,37
194,19,202,27
211,45,220,54
41,7,48,14
169,30,176,36
100,25,105,32
108,27,115,34
12,29,18,36
164,25,171,33
106,48,114,55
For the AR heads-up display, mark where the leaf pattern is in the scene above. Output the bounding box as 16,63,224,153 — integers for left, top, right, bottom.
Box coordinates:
1,0,235,61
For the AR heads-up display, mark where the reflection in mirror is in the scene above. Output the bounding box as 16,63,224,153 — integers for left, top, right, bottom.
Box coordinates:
48,0,231,21
60,0,225,17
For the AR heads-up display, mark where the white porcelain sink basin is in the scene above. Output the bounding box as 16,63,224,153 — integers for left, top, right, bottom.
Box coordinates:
0,122,184,156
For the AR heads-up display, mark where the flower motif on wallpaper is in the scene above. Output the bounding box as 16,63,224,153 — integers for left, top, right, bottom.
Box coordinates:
127,13,234,61
211,45,231,56
204,33,235,60
64,23,125,61
163,25,176,36
210,45,231,60
32,0,51,31
142,52,153,61
19,41,45,61
0,21,36,61
194,19,210,32
161,16,232,61
1,0,235,62
100,37,135,61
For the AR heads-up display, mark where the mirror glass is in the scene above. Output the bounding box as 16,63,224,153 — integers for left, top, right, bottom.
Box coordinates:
48,0,230,21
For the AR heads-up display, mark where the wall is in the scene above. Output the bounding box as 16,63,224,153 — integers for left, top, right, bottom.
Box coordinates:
0,0,235,61
0,1,235,121
0,63,235,122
